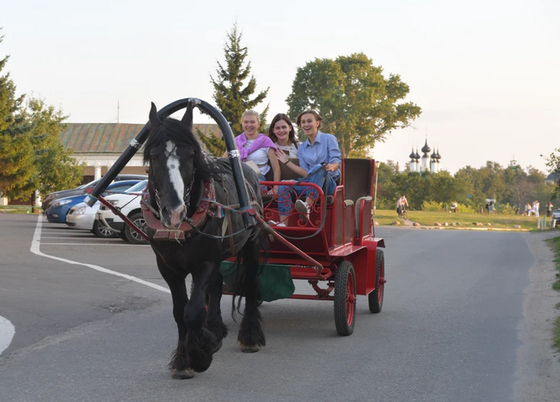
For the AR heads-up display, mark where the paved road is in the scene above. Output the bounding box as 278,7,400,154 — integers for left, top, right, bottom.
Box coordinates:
0,214,559,402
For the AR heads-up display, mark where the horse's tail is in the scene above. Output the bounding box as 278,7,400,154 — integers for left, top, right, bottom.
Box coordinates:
230,223,269,318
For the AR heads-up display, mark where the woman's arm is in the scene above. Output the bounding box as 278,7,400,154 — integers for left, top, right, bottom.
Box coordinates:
275,149,307,177
268,148,281,193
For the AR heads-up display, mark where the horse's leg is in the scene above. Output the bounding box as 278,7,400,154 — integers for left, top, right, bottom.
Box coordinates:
237,237,266,353
156,255,192,379
185,260,221,373
205,269,228,351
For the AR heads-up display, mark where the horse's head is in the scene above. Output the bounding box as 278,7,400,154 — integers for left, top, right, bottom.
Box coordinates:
144,102,197,229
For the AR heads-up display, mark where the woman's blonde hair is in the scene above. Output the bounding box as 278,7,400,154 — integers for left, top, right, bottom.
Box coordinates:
241,110,260,124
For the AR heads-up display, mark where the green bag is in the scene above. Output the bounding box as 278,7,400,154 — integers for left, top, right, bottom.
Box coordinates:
220,261,295,302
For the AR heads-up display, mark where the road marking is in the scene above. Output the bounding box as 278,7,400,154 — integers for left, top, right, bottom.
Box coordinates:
31,215,170,294
0,316,15,356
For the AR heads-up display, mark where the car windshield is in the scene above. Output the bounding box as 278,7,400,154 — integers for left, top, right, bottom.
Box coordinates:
125,180,148,193
77,179,99,190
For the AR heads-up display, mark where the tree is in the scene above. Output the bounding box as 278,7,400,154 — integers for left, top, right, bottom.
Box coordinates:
544,150,560,200
0,30,83,200
203,23,269,156
286,53,422,157
0,30,35,198
26,98,84,197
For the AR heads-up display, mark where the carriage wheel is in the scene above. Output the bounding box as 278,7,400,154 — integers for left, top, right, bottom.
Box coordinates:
368,249,385,313
334,261,357,336
124,213,148,244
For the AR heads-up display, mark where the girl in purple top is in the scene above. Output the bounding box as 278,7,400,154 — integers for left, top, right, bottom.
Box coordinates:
225,110,281,188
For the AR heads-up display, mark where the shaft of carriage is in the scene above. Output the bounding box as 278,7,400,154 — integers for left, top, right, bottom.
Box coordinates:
84,98,255,228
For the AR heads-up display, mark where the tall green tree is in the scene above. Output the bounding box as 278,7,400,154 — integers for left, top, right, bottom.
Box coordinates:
287,53,422,157
26,98,84,197
0,30,35,198
203,23,269,156
0,30,83,200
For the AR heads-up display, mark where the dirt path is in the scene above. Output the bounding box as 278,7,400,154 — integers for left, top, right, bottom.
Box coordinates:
514,231,560,402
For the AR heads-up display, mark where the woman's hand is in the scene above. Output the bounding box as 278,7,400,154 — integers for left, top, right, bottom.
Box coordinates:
325,162,339,172
275,148,289,164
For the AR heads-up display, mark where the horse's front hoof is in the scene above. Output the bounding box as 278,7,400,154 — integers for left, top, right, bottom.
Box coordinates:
240,344,260,353
171,368,195,379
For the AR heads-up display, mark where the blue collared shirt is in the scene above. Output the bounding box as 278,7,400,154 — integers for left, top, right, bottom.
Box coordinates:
298,131,341,179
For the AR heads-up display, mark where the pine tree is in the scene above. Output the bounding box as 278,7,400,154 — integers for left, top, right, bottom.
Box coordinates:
0,30,36,198
203,23,269,156
0,30,83,200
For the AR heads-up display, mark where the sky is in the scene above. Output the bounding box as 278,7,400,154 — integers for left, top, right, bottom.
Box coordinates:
1,0,559,174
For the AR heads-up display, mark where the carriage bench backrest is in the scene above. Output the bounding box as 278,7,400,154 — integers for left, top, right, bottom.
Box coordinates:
342,159,374,238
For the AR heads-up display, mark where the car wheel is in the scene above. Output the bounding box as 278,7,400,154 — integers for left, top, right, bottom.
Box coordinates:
123,213,148,244
92,219,118,238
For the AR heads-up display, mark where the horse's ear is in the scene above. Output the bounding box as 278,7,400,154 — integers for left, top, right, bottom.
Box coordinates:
181,101,194,132
149,102,161,130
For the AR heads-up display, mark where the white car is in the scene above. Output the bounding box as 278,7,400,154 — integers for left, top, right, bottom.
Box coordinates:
96,180,148,244
552,209,560,228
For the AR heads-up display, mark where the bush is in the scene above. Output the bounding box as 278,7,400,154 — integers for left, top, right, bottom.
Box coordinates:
455,203,475,213
496,203,518,215
421,200,443,211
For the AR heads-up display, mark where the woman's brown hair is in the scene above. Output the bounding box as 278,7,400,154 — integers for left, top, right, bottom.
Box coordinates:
268,113,298,146
295,110,322,128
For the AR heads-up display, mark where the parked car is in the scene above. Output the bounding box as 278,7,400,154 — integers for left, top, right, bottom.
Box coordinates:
46,180,142,224
41,174,148,211
552,209,560,228
96,180,148,244
67,201,117,237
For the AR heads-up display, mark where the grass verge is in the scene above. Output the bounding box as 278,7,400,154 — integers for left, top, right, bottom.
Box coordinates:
374,209,551,231
545,237,560,351
0,205,39,214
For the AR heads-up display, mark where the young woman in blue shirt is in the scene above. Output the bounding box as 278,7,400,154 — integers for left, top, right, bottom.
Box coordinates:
274,110,341,225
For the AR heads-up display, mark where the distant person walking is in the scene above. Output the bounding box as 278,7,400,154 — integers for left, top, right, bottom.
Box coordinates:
546,202,553,217
532,200,540,217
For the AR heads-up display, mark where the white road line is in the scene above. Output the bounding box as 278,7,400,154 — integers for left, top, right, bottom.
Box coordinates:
0,316,15,357
31,215,169,294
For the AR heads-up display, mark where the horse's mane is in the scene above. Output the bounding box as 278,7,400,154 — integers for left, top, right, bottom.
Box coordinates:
142,117,219,182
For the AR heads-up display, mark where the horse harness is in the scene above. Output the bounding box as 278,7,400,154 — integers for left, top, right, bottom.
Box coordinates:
141,175,260,245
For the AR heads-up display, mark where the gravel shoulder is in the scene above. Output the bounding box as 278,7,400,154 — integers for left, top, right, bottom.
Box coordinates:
515,231,560,402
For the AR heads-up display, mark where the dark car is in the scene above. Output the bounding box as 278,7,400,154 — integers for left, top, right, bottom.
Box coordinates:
41,174,148,211
45,180,143,224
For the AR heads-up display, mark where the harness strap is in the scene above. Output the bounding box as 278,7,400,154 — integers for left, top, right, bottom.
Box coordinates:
221,176,237,255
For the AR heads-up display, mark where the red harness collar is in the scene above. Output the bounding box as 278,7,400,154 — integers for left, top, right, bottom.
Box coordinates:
142,181,216,241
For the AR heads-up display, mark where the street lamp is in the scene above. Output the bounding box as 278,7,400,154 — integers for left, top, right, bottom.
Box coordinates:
373,160,380,214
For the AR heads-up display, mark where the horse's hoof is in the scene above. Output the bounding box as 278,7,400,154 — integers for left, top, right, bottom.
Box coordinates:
240,345,260,353
171,368,195,379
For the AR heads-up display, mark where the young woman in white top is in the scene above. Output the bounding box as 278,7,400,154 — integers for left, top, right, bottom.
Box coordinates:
267,113,299,157
225,110,281,186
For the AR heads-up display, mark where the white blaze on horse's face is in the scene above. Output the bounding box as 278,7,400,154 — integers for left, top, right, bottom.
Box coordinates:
164,140,187,228
166,141,185,201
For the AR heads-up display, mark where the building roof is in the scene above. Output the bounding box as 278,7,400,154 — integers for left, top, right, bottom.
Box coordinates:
60,123,222,153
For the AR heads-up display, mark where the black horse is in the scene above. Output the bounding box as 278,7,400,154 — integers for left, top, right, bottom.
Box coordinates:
142,102,266,379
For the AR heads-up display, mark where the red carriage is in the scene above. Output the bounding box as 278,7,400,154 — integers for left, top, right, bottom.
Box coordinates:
224,156,386,335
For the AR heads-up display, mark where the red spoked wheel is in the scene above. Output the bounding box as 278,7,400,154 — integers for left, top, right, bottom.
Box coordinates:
334,261,357,336
368,249,385,313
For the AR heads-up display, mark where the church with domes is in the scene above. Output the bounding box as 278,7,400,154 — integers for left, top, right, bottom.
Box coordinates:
409,139,441,173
